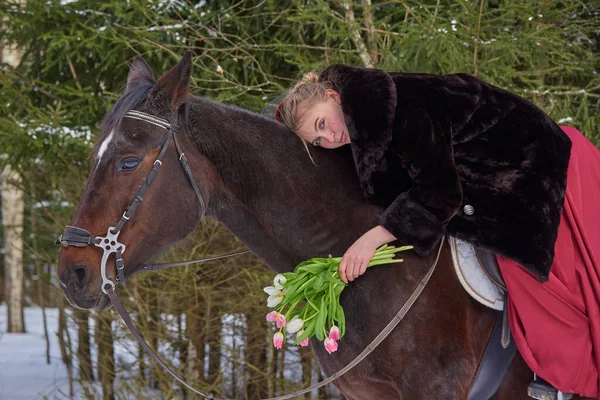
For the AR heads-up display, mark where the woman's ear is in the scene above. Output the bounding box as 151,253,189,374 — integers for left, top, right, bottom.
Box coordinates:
325,89,341,105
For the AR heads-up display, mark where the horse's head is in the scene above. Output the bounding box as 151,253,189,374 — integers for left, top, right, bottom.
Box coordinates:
57,52,209,310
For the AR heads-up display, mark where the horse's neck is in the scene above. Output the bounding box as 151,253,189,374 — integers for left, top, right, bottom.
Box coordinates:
187,98,382,272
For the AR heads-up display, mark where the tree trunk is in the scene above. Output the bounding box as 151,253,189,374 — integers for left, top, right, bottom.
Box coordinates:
56,303,74,397
177,313,189,399
133,285,147,383
2,2,26,335
317,358,328,399
276,342,285,395
299,346,312,400
267,325,276,397
30,193,51,363
186,306,206,383
1,165,25,333
95,312,115,400
360,0,378,64
341,0,374,68
75,309,94,381
206,299,222,388
147,287,163,390
245,311,268,400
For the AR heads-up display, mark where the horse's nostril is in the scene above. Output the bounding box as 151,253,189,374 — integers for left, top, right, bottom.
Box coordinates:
73,265,89,291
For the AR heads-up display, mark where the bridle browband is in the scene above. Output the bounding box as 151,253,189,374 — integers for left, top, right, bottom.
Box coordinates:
56,109,444,399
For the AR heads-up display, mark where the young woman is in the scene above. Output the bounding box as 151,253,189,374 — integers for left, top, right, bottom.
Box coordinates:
276,64,600,397
277,64,571,285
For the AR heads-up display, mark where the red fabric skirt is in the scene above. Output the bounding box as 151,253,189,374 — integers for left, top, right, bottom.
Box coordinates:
496,126,600,398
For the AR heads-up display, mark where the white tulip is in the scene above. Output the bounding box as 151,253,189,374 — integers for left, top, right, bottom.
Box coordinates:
287,316,304,334
273,274,287,290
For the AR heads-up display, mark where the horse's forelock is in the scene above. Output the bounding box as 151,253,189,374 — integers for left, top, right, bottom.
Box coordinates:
89,81,157,167
103,81,155,134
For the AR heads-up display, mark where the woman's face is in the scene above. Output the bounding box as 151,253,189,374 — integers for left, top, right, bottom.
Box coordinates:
296,89,350,149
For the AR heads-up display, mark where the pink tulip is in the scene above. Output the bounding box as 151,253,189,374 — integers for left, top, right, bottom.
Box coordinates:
329,325,340,341
324,337,338,354
265,311,286,328
266,311,279,322
296,330,309,347
273,332,284,349
275,314,286,329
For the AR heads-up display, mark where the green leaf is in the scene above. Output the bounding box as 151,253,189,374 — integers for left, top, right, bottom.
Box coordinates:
327,284,335,327
296,263,329,275
315,298,327,341
336,304,346,338
312,273,325,292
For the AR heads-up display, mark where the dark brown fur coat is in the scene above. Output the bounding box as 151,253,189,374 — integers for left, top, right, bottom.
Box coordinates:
319,64,572,281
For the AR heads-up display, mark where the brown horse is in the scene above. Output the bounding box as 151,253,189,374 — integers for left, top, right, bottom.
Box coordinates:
57,54,582,399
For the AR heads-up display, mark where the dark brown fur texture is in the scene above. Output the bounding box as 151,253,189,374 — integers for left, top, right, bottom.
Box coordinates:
320,64,572,281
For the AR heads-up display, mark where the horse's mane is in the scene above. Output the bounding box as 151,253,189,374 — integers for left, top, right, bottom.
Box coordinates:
98,81,308,165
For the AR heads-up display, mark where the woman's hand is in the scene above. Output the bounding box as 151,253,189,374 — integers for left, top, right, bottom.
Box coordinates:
339,226,396,284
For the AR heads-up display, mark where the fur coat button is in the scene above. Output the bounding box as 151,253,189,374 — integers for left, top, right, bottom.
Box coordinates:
463,204,475,215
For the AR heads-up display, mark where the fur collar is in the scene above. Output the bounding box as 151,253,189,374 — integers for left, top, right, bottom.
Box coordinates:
318,65,397,196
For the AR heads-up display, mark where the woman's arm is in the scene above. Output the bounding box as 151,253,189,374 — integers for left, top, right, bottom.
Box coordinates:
380,109,463,254
340,109,463,283
339,225,396,283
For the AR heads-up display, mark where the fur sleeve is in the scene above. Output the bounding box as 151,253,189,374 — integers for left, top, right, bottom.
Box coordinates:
380,109,463,255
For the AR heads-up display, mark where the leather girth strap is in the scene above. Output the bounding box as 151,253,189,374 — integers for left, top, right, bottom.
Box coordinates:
468,307,517,399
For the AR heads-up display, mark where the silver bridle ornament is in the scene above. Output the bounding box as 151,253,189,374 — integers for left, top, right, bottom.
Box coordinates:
96,227,126,294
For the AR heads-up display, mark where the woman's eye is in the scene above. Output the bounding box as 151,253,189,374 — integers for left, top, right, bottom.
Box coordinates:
119,158,140,172
319,120,325,129
314,137,321,147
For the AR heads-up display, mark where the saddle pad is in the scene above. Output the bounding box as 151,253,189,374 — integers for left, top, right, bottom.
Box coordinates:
448,236,505,311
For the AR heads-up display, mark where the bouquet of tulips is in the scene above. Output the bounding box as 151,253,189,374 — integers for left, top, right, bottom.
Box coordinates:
264,244,412,354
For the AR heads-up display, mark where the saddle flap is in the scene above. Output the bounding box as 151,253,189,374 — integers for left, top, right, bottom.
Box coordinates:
449,236,506,311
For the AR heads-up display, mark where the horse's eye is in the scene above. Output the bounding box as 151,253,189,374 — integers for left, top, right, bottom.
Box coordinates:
119,158,140,172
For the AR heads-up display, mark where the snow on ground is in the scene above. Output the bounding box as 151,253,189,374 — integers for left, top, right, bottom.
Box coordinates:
0,306,318,399
0,307,74,400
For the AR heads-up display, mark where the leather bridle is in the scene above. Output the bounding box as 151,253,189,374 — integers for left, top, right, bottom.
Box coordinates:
55,109,443,399
56,110,218,289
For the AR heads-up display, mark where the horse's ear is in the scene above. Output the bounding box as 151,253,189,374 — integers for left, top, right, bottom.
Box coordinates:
149,50,192,111
127,57,155,88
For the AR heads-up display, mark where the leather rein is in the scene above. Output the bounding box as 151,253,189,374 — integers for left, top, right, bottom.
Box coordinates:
56,109,444,399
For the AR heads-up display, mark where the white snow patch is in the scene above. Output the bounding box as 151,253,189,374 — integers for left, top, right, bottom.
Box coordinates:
558,117,573,123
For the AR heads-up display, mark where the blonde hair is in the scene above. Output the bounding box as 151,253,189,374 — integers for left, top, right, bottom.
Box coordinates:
277,72,332,156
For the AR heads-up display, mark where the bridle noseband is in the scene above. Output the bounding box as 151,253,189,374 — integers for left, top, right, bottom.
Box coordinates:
56,110,210,290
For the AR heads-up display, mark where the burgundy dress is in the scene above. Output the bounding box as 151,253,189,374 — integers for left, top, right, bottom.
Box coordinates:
497,126,600,397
